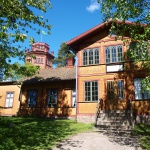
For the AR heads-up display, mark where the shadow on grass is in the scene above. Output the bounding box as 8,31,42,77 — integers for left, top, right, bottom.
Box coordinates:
133,124,150,150
0,117,92,150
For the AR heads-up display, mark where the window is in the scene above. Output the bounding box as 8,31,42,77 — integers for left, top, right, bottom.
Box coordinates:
28,90,37,107
72,88,76,107
85,81,98,101
117,80,124,99
41,58,43,63
129,42,149,60
47,59,51,66
83,48,99,65
105,45,123,63
107,81,114,100
40,46,44,50
5,92,14,107
107,80,124,100
134,78,150,100
47,89,57,107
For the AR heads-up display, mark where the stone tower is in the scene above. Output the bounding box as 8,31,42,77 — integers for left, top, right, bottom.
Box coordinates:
25,42,54,69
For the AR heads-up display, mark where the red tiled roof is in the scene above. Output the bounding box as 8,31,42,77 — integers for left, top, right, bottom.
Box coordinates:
22,67,76,84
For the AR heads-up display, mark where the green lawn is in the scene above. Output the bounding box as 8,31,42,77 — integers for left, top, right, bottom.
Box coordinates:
1,117,149,150
133,124,150,150
0,117,93,150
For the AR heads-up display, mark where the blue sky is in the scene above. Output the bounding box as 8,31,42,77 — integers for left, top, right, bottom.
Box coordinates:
17,0,103,64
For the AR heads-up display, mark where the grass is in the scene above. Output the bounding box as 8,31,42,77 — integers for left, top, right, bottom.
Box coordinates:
0,117,93,150
133,124,150,150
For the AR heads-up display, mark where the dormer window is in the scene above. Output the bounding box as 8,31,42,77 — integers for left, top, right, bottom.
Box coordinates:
83,48,99,66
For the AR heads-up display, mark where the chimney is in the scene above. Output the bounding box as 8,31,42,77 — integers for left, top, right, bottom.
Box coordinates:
67,57,75,67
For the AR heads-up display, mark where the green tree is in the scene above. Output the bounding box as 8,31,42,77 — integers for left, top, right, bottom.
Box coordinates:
98,0,150,91
0,0,51,77
53,42,75,67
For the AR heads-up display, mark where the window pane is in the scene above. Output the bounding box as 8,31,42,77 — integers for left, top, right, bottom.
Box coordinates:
118,45,123,62
94,49,99,64
112,46,116,62
83,51,87,65
143,91,150,99
117,80,124,99
107,81,114,100
134,79,142,99
89,50,93,64
106,47,110,63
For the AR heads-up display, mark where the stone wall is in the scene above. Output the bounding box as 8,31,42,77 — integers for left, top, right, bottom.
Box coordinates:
77,115,95,124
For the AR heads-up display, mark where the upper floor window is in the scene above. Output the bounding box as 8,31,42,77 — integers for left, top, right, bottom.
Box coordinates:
85,81,98,101
34,58,43,64
5,92,14,107
83,48,99,65
134,78,150,100
28,90,37,107
105,45,123,63
47,89,57,107
129,42,149,60
107,80,124,100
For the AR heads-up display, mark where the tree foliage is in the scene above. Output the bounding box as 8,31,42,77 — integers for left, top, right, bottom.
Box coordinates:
52,42,75,67
0,0,51,78
98,0,150,91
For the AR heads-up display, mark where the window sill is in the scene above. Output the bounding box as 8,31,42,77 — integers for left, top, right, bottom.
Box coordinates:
4,107,13,109
78,101,98,103
133,99,150,101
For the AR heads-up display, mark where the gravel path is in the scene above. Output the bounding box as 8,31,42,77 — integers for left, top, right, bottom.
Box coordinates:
53,132,142,150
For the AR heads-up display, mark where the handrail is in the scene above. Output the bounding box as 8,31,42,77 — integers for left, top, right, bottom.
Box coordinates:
94,98,102,126
130,99,134,127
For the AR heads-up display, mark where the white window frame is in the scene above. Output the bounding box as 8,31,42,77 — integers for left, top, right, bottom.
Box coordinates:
83,48,99,65
5,92,14,107
105,45,123,63
84,81,98,101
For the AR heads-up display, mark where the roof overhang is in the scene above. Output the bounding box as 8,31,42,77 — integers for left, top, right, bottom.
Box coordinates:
66,19,145,51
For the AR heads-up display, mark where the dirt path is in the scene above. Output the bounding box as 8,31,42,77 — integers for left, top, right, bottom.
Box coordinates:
53,132,142,150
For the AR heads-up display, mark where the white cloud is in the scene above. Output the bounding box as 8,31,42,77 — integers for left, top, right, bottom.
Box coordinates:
86,0,100,13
